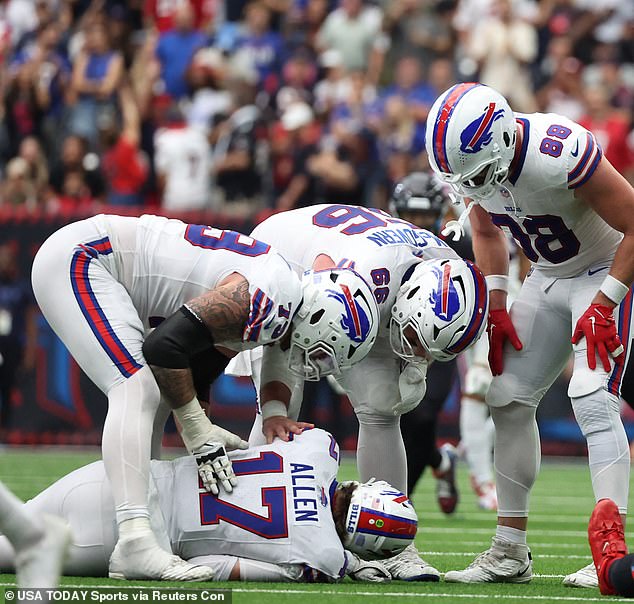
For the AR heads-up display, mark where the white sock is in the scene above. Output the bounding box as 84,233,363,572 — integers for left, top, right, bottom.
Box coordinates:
104,366,160,525
460,399,494,484
436,448,451,474
496,525,527,545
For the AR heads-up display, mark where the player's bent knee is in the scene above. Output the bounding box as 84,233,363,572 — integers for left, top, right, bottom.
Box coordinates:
355,410,400,427
486,374,539,408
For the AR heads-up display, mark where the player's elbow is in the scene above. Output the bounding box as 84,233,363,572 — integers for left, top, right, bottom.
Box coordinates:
142,306,215,369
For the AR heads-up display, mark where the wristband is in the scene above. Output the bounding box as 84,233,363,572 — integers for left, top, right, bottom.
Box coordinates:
485,274,509,292
261,400,288,420
600,274,630,305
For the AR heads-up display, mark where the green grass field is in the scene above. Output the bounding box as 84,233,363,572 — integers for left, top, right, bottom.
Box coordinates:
0,447,632,603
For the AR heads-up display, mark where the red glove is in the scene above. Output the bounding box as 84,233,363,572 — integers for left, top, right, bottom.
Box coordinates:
571,304,624,371
487,308,523,376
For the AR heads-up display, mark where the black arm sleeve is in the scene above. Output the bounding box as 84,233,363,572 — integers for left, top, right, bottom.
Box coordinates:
142,306,215,369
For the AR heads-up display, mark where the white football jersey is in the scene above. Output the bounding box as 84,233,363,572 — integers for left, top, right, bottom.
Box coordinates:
104,214,302,348
477,112,622,278
154,126,213,211
251,204,459,331
151,428,348,579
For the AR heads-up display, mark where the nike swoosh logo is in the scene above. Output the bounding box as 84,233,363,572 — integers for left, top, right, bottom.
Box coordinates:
517,562,531,577
571,140,580,157
588,266,609,276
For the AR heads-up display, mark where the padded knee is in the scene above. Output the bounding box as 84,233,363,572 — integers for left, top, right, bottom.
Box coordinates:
571,389,630,513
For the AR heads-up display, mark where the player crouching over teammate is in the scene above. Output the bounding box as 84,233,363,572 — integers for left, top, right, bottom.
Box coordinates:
0,429,417,583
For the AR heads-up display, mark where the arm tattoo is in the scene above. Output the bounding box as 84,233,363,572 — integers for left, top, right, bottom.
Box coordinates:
150,366,196,408
187,278,250,344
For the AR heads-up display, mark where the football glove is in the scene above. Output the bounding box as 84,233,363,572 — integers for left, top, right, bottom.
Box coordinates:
487,308,522,376
572,304,624,371
346,553,391,583
191,424,248,495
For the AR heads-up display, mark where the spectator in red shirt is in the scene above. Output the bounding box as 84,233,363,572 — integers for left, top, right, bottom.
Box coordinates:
579,84,634,182
100,82,148,207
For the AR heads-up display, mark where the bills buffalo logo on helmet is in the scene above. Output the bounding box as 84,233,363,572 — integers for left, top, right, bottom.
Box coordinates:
431,263,460,321
326,285,371,344
460,102,505,153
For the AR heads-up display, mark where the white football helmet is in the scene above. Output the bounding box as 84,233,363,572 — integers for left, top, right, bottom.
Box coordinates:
342,479,418,560
390,258,488,362
425,83,516,200
288,268,379,381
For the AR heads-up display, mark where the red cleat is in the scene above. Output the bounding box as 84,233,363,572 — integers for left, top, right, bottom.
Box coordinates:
588,498,628,595
433,443,459,514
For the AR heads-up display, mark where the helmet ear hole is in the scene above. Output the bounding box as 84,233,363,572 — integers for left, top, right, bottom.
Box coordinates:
310,309,325,324
407,286,420,300
503,131,511,146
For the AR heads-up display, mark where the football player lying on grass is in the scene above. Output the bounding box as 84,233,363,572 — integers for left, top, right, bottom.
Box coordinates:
0,429,417,583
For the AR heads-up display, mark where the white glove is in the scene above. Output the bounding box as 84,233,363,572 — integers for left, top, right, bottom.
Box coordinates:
393,360,428,415
346,553,391,583
192,424,248,495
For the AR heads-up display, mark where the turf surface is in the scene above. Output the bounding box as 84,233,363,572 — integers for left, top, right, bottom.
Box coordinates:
0,447,631,603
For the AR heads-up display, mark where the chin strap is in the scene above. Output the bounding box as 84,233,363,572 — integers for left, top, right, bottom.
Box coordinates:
441,199,479,241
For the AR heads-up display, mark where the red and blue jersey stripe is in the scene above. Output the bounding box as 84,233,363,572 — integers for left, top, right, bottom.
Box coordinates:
431,83,479,173
70,238,143,379
608,287,633,396
568,132,602,189
244,288,274,343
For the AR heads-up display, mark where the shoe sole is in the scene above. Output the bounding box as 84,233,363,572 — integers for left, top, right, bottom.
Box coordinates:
402,574,441,582
562,577,597,588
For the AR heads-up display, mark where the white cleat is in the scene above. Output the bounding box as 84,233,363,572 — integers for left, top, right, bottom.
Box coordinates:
16,514,72,589
382,543,440,582
563,561,598,588
109,532,214,581
444,537,532,584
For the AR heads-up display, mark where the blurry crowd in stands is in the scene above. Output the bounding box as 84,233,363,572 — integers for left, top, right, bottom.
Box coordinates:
0,0,630,218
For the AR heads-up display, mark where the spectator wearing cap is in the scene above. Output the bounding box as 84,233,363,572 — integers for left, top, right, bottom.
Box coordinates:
269,100,320,201
155,3,208,100
66,18,124,146
234,2,286,94
276,101,370,209
154,102,213,212
316,0,387,85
